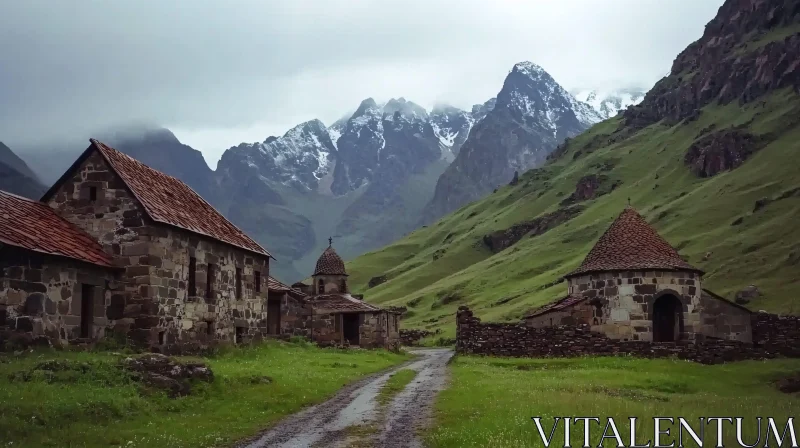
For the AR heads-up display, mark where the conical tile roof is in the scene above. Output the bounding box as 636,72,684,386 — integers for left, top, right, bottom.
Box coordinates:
314,246,347,276
566,206,701,277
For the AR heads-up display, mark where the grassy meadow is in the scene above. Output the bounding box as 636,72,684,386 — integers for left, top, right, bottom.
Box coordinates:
347,87,800,337
426,355,800,448
0,341,407,448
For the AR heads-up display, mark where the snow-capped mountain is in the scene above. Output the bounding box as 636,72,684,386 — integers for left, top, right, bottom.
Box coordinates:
571,89,645,120
220,119,337,192
423,61,600,222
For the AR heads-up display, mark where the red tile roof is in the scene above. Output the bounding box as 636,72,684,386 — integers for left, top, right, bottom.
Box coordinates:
267,276,292,292
268,276,307,296
314,246,347,276
313,294,381,313
566,206,701,277
525,295,586,318
89,139,271,258
0,190,114,267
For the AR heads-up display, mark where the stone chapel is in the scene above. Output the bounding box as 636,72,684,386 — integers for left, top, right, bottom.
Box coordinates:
524,206,753,343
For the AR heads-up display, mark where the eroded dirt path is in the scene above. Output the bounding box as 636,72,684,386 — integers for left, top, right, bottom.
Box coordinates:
238,348,453,448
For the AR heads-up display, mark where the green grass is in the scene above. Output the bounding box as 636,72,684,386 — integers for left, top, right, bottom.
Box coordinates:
377,368,418,405
425,356,800,448
347,87,800,337
0,341,407,447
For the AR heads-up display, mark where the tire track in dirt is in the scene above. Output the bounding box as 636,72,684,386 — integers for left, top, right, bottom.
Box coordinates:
237,348,453,448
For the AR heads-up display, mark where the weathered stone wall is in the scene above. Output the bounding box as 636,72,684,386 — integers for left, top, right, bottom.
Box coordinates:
308,310,399,349
147,225,271,349
313,274,348,294
0,247,117,348
697,292,752,342
458,307,799,365
274,292,312,338
565,270,702,341
46,147,272,351
752,312,800,357
526,301,595,329
399,329,439,346
311,312,342,345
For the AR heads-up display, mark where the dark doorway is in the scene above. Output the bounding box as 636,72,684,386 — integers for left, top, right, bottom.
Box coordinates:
80,284,94,338
652,294,683,342
342,313,360,345
235,326,246,344
267,298,281,335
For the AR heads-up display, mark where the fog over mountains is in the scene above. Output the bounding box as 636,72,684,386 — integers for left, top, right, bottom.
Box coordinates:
5,62,645,281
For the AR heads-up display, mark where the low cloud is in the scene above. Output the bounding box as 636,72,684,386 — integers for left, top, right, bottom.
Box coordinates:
0,0,723,166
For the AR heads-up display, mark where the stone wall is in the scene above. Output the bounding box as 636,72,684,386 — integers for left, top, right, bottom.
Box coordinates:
313,274,348,294
46,146,272,351
457,307,799,365
565,270,702,341
753,312,800,357
308,310,400,350
0,247,117,348
697,291,752,342
399,329,438,346
274,292,312,338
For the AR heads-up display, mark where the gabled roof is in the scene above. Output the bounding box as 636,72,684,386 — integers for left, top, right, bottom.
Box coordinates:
524,295,587,319
314,246,347,276
43,139,271,259
268,276,307,298
566,206,701,277
0,190,114,267
312,293,382,313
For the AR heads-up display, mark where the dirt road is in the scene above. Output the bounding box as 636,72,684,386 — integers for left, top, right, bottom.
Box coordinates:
238,348,453,448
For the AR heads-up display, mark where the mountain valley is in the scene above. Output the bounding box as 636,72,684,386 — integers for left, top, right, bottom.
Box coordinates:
346,0,800,335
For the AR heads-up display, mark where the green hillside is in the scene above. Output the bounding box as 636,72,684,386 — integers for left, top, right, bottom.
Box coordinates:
347,89,800,337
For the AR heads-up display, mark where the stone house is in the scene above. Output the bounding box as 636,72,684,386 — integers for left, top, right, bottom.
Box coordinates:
525,206,752,343
0,190,119,347
2,139,276,350
285,244,401,349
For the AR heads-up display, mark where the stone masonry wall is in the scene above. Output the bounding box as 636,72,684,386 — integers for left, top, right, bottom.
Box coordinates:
0,247,117,348
314,274,348,294
457,307,799,365
752,312,800,357
275,293,312,338
147,225,271,350
566,270,702,341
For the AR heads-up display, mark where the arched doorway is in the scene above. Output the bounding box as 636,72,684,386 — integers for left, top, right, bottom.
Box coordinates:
652,294,683,342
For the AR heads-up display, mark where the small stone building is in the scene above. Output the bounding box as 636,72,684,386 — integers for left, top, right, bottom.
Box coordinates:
525,206,752,343
284,243,401,349
2,139,277,350
0,190,119,347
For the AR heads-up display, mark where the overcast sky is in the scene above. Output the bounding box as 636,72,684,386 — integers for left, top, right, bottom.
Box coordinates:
0,0,723,168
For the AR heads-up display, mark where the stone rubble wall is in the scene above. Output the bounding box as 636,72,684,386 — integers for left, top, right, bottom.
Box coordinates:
457,306,800,364
0,247,118,348
399,329,439,346
752,312,800,357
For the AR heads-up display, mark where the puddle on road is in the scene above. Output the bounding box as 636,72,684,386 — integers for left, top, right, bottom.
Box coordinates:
242,349,453,448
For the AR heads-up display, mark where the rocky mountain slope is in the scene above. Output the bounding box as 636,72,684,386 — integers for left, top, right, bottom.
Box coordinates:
571,89,645,120
347,0,800,336
422,62,603,222
0,141,45,199
214,96,491,280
